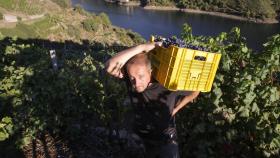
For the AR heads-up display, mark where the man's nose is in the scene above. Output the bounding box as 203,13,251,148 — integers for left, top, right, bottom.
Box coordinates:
135,79,141,87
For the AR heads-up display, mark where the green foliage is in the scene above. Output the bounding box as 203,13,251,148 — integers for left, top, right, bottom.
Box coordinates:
0,38,126,150
126,29,146,44
0,22,36,38
247,0,276,19
33,15,54,30
0,0,42,15
67,25,80,38
51,0,70,8
174,0,278,19
181,24,193,42
0,31,4,39
18,0,41,15
0,12,3,20
149,0,174,6
176,24,280,157
0,16,55,38
0,117,13,141
82,18,99,32
99,12,111,27
16,16,22,21
0,0,15,10
73,4,90,16
82,13,112,31
114,28,131,43
272,0,280,10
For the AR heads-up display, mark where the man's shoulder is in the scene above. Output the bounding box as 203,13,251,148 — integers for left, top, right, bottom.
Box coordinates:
145,81,166,92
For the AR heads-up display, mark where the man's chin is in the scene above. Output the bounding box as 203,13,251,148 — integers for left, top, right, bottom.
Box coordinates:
135,87,145,93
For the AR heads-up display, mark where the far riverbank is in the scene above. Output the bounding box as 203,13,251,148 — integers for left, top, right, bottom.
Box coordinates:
117,1,279,24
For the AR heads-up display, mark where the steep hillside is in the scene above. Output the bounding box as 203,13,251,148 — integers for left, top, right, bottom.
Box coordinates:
0,0,144,47
0,0,64,15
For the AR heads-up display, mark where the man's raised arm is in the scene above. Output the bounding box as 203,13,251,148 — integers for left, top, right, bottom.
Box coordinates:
105,42,159,78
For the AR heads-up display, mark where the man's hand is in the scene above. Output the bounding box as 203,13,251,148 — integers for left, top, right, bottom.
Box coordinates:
154,41,163,47
105,42,161,78
171,91,200,116
105,59,124,78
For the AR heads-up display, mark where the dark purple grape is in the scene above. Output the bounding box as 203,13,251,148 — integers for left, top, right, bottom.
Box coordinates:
272,72,280,83
154,35,209,52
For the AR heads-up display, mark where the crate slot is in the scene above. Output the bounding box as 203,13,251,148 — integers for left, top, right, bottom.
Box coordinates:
194,56,206,61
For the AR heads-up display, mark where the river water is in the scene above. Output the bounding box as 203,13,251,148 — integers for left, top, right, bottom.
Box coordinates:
72,0,280,51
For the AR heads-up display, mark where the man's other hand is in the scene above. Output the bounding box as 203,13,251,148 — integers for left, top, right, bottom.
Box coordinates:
105,59,124,78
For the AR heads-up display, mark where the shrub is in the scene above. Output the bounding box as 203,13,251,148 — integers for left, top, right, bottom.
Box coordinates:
73,4,90,16
51,0,70,8
82,18,99,32
67,25,80,38
177,24,280,158
99,12,111,27
0,12,3,20
0,38,114,150
0,0,15,10
17,16,22,21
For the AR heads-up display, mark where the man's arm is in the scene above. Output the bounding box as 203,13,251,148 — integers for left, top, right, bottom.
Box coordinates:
172,91,200,116
105,42,159,78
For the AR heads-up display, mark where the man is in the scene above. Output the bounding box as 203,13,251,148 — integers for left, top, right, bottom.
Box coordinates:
105,42,199,158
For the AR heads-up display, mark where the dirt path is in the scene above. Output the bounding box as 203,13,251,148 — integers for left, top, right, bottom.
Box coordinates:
0,13,45,28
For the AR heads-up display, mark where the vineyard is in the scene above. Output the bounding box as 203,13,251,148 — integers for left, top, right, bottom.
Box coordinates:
0,24,279,157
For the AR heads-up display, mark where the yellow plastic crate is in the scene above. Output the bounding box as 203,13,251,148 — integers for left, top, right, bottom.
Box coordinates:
149,38,221,92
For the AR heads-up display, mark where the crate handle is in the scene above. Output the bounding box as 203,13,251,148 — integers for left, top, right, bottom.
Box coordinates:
190,72,201,80
194,56,206,61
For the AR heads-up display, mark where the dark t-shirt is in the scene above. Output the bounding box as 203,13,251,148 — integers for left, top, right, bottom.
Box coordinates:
126,79,192,141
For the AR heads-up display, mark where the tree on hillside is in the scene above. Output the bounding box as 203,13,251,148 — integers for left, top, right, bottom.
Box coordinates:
247,0,276,18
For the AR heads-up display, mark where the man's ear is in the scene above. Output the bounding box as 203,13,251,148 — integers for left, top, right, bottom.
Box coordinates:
149,68,152,74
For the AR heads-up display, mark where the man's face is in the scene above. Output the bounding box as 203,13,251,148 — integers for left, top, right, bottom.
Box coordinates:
127,64,152,93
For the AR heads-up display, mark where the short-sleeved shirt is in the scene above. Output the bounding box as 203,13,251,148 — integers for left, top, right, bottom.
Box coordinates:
127,79,192,141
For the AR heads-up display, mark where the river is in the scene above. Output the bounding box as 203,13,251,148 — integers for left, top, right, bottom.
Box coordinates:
72,0,280,51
